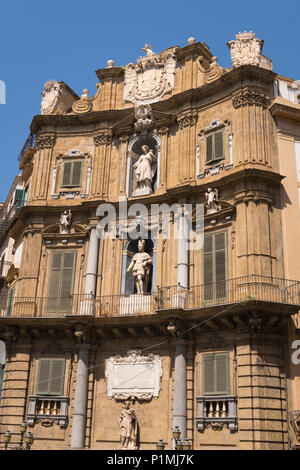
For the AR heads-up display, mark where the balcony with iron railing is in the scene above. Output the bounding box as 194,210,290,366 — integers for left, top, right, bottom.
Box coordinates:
0,275,299,319
18,133,35,163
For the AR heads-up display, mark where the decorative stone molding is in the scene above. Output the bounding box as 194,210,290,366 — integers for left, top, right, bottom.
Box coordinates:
119,134,130,144
197,56,224,84
106,349,162,401
289,410,300,441
94,130,112,146
177,109,198,129
197,163,233,179
232,87,270,109
134,104,154,134
0,325,19,343
198,119,231,138
35,134,56,150
227,31,263,68
41,80,78,115
123,44,177,105
72,83,101,114
248,311,262,332
157,126,169,136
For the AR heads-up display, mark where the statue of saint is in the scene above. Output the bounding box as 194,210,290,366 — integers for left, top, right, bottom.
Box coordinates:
60,209,72,234
118,401,138,450
133,145,157,195
126,239,152,294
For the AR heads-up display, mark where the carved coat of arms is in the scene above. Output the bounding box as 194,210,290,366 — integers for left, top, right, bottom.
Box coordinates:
41,80,62,115
123,44,176,105
227,31,263,68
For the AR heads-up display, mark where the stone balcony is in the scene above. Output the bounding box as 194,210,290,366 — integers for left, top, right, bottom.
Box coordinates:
0,275,299,319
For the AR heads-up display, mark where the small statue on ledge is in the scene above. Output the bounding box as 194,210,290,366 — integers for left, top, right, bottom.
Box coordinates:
60,209,72,234
205,188,220,214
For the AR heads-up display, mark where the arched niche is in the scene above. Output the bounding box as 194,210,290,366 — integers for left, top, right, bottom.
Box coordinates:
126,133,160,197
121,237,157,295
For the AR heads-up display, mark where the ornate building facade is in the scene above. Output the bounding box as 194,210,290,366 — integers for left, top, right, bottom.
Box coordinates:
0,31,299,450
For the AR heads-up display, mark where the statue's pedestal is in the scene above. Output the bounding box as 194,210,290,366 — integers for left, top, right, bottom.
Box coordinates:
172,291,187,309
79,298,94,316
132,187,152,197
119,294,151,315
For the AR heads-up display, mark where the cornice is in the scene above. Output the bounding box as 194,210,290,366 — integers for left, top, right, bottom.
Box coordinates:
269,97,300,122
29,66,277,135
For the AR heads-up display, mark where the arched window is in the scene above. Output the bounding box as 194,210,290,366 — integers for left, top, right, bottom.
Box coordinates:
121,237,157,295
126,133,160,197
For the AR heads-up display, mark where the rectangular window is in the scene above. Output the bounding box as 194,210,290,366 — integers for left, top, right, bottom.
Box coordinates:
14,189,25,208
46,252,77,313
205,131,225,164
61,161,83,188
203,231,227,301
36,358,65,396
202,352,229,395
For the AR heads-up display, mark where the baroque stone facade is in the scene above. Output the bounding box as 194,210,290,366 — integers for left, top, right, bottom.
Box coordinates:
0,32,299,451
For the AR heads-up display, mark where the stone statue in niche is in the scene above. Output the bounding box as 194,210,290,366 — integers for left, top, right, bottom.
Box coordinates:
118,400,139,450
132,145,157,196
205,188,220,214
60,209,72,234
126,239,152,294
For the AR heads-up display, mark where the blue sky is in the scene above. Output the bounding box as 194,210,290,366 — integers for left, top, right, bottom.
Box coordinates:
0,0,299,202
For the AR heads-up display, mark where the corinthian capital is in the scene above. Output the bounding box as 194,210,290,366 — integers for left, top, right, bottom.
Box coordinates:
35,133,56,150
177,109,198,130
94,130,112,146
232,87,270,109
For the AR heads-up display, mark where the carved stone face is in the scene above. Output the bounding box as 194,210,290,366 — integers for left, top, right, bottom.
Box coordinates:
141,145,149,154
138,239,145,252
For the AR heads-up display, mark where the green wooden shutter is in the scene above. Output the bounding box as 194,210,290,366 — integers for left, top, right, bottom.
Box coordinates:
215,353,229,394
205,135,213,164
205,131,225,164
203,232,227,301
62,161,82,187
36,358,65,396
47,252,76,313
203,353,229,395
71,162,82,186
213,131,224,160
62,162,72,187
203,354,215,394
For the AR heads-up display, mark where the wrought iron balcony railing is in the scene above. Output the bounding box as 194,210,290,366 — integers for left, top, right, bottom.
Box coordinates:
0,275,299,319
18,133,35,163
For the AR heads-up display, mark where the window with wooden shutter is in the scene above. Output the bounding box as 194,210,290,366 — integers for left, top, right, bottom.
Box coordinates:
61,161,83,188
36,358,65,396
203,231,227,301
202,353,229,395
205,131,225,164
46,252,77,314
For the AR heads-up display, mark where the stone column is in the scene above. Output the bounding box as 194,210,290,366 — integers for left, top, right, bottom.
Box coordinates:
70,343,89,449
176,206,189,289
173,339,187,446
84,226,99,297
